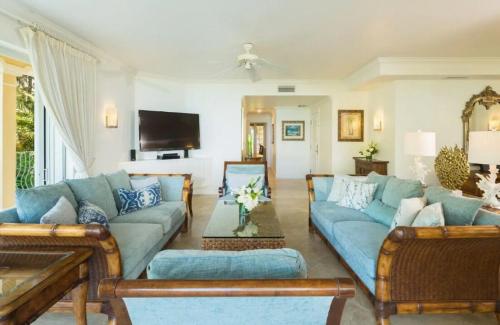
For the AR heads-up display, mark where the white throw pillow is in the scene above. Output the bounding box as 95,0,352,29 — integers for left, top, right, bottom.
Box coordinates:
131,176,159,190
226,173,264,194
40,196,77,224
390,197,427,230
337,181,377,211
412,202,445,227
327,175,367,202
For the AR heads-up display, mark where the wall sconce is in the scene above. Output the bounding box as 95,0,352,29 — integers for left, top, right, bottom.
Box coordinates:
373,117,383,131
489,118,499,131
105,105,118,128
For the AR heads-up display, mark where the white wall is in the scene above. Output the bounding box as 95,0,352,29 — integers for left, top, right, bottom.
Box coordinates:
275,107,311,178
366,79,500,183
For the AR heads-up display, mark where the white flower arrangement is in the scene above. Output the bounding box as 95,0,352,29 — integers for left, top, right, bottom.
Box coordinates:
234,177,262,212
359,141,379,160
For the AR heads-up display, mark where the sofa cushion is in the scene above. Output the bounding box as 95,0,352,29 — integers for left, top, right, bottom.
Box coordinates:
105,170,131,211
425,186,483,225
381,177,424,209
333,221,388,279
473,208,500,226
364,199,397,227
110,223,163,278
16,182,78,224
158,176,185,201
367,172,393,200
66,175,118,219
147,248,307,280
312,177,333,201
310,201,374,239
110,201,185,234
0,208,21,223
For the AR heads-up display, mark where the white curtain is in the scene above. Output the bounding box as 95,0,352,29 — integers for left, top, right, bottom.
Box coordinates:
21,27,97,178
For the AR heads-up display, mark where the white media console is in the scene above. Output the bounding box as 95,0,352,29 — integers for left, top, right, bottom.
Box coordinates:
119,157,212,193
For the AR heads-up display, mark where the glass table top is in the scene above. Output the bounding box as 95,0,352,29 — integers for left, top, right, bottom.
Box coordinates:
203,200,284,239
0,251,71,298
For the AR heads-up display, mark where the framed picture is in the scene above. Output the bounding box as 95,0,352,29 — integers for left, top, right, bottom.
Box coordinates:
338,110,364,142
282,120,305,141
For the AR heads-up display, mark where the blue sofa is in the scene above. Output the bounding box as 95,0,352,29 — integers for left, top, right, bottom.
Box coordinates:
306,173,500,324
98,249,356,325
0,170,191,321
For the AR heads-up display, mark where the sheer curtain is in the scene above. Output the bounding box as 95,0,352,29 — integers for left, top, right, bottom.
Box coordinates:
21,27,97,178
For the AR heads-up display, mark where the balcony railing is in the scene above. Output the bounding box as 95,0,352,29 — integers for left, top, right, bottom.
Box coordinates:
16,151,35,189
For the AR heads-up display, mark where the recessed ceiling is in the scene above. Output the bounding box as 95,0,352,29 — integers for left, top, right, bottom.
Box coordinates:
16,0,500,79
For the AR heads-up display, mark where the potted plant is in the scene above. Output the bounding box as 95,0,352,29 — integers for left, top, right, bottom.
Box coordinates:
359,142,379,160
234,177,262,224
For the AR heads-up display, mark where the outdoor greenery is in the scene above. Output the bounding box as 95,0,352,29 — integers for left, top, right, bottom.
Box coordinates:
16,75,35,189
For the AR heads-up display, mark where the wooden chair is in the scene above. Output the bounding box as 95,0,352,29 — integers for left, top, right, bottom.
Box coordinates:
218,161,271,198
98,277,356,325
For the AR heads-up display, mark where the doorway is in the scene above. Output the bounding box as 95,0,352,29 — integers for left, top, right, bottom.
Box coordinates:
242,96,332,179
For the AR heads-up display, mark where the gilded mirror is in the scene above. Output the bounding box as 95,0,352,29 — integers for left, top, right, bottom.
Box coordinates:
462,86,500,152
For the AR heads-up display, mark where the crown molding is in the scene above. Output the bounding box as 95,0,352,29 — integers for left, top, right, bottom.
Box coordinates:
345,57,500,89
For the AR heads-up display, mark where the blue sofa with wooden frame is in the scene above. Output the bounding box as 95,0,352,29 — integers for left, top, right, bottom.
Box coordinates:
306,173,500,324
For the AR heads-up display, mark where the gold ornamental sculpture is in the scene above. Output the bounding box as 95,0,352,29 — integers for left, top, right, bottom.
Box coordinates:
434,145,470,190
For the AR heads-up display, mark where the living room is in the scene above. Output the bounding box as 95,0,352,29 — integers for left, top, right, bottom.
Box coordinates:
0,1,499,325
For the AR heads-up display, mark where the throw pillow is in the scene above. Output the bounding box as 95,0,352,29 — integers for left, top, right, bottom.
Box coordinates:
66,175,118,219
105,170,132,211
390,197,427,230
40,196,78,225
381,177,424,209
327,175,367,202
78,201,110,230
337,181,378,211
412,202,445,227
425,186,483,225
366,172,394,200
118,183,162,215
364,199,397,227
131,176,159,190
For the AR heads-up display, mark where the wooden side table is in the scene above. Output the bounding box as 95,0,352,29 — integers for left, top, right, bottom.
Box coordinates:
0,248,92,325
353,157,389,175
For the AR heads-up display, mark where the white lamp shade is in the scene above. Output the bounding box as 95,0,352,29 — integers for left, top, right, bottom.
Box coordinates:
404,131,436,157
468,131,500,164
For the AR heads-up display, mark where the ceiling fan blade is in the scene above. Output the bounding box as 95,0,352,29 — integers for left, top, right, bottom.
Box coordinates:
209,64,241,79
247,68,261,82
255,58,287,73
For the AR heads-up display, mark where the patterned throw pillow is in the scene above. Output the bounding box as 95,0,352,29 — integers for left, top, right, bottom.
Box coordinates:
389,197,427,231
337,181,378,211
412,202,445,227
327,175,367,202
78,201,110,229
118,183,161,215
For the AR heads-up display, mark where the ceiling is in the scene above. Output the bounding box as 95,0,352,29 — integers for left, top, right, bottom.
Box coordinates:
16,0,500,80
244,96,327,113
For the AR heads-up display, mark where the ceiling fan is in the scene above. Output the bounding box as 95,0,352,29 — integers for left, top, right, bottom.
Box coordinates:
214,43,284,82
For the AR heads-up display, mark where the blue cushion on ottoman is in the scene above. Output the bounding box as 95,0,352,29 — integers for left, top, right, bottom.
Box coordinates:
147,249,307,280
66,175,118,219
16,182,78,224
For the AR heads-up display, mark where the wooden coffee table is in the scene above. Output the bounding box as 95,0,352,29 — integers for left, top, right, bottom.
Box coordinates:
202,200,285,250
0,248,92,325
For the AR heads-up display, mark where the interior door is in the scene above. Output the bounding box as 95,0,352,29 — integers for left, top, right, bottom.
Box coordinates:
309,111,320,173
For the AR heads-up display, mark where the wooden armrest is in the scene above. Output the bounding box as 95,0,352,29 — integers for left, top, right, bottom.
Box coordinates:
99,278,355,298
0,223,111,240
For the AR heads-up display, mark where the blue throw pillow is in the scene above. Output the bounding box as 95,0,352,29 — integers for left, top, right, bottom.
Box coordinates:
78,201,110,230
381,177,424,209
364,199,397,227
366,172,394,200
425,186,483,225
118,183,162,215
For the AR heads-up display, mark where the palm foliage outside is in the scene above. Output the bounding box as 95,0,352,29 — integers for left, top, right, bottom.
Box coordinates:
16,75,35,189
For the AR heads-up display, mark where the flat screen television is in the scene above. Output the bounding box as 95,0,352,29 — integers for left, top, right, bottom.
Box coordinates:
139,110,200,151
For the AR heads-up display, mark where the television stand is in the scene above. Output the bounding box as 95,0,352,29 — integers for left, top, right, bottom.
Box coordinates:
184,149,189,158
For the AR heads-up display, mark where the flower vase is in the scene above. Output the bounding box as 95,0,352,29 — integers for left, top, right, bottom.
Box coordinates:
365,155,373,161
238,203,250,225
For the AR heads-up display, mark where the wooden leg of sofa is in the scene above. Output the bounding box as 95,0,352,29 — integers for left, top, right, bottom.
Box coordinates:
326,297,347,325
376,317,391,325
181,213,188,233
375,301,394,325
102,299,131,325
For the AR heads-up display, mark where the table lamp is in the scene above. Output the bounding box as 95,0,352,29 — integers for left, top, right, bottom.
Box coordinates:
468,131,500,208
404,130,436,185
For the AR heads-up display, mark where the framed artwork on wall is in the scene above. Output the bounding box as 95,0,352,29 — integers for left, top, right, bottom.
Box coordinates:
282,120,305,141
338,110,364,142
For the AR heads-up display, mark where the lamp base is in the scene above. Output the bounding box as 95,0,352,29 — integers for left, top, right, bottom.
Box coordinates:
411,156,429,186
476,164,500,209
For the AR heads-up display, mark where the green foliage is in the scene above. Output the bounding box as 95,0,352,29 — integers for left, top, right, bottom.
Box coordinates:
16,75,35,152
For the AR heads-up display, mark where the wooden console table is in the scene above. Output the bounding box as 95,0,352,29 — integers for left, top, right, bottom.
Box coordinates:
0,248,92,325
353,157,389,175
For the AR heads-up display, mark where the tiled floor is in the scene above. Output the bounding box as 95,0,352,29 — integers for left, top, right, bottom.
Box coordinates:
35,177,497,324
